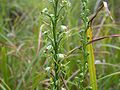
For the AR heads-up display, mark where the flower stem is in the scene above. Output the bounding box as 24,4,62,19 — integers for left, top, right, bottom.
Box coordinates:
52,0,60,89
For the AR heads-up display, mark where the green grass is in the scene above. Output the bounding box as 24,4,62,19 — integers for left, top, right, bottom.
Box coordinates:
87,27,98,90
0,0,120,90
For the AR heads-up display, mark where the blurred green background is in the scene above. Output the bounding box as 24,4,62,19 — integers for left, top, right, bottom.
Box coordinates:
0,0,120,90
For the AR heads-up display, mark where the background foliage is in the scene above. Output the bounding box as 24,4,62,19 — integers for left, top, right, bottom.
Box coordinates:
0,0,120,90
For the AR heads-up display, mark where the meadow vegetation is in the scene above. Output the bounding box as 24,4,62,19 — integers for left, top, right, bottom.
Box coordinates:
0,0,120,90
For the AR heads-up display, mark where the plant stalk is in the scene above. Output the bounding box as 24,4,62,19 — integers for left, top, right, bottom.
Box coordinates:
52,0,60,89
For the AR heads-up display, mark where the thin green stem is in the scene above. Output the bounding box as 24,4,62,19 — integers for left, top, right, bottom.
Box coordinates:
80,0,98,89
79,0,90,89
51,0,60,89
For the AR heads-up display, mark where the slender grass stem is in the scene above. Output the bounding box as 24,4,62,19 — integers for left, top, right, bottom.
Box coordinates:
98,72,120,81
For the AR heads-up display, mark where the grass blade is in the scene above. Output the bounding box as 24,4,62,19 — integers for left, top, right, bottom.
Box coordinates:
87,27,98,90
16,46,46,90
1,47,8,85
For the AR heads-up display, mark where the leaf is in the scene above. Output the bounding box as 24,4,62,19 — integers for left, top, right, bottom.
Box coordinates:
87,27,98,90
89,34,120,44
99,44,120,51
